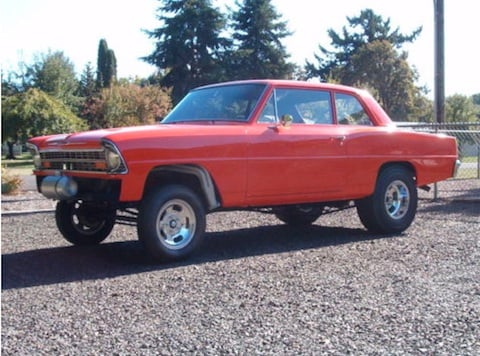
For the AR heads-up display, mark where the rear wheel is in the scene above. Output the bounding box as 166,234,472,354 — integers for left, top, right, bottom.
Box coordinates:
356,166,417,234
137,185,206,261
55,200,116,245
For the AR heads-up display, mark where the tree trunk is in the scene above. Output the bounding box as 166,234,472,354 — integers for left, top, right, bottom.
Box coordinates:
5,141,15,159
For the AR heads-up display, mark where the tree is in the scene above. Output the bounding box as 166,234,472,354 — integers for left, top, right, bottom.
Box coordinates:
28,51,80,111
228,0,294,80
143,0,230,104
344,40,420,120
82,83,172,129
446,94,477,123
2,89,87,158
79,62,97,98
96,39,117,89
305,9,424,121
306,9,421,81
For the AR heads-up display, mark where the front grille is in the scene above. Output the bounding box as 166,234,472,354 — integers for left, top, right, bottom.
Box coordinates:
41,151,104,161
39,149,109,173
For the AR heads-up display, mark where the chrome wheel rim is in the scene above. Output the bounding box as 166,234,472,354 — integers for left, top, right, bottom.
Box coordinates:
156,199,196,250
384,180,410,220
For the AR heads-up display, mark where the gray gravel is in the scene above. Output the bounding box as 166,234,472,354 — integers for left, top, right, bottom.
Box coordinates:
2,196,479,355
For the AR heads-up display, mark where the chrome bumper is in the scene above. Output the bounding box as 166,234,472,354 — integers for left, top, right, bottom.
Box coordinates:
453,159,462,177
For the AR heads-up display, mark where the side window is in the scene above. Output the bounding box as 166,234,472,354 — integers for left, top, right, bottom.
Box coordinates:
258,94,276,123
335,93,372,126
258,88,333,124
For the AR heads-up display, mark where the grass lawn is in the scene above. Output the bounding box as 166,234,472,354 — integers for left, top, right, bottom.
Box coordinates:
2,153,34,176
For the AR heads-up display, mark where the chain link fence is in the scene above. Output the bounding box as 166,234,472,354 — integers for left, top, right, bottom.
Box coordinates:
397,122,480,200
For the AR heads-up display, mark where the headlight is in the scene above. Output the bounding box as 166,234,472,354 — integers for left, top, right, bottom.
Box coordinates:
102,140,127,173
105,149,121,171
26,143,41,169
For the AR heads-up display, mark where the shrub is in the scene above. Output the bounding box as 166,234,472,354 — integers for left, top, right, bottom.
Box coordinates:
1,167,22,194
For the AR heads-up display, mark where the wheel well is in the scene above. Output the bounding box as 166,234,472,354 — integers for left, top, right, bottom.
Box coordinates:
378,162,416,181
143,165,221,211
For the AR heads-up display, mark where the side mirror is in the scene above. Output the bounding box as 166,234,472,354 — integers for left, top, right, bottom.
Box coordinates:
280,114,293,128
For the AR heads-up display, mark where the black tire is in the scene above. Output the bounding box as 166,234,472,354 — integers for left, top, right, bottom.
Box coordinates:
137,185,206,261
55,200,116,245
356,166,417,234
275,206,323,226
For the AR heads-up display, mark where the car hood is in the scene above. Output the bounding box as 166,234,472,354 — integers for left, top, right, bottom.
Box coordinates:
29,123,246,150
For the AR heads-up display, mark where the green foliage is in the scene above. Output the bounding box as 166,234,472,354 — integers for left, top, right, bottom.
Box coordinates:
96,39,117,89
28,51,81,111
228,0,294,80
79,62,98,97
1,88,87,143
306,9,421,81
446,94,477,123
305,9,424,121
82,83,172,128
344,40,419,120
144,0,229,104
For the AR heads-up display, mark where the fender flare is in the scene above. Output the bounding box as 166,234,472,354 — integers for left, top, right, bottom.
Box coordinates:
151,165,220,211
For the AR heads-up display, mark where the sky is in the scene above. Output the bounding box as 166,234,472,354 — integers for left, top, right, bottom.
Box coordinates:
1,0,478,97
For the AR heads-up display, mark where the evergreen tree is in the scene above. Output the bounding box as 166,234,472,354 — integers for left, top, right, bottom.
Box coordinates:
305,9,424,121
79,62,97,97
143,0,230,104
229,0,294,80
96,39,117,89
306,9,421,81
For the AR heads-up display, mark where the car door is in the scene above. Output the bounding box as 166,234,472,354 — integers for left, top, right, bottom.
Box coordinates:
246,88,349,206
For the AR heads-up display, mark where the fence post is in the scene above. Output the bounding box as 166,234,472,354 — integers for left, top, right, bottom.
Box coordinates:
477,145,480,179
433,124,439,200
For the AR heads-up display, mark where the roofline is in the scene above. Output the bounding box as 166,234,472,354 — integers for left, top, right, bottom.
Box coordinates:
195,79,369,95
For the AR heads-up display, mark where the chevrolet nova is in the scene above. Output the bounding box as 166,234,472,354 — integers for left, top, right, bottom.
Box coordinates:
27,80,459,260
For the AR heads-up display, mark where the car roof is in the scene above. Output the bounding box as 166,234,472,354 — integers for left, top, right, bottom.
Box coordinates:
195,79,368,95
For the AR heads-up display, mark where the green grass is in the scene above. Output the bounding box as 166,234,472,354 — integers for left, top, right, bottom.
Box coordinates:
1,153,34,176
461,156,478,163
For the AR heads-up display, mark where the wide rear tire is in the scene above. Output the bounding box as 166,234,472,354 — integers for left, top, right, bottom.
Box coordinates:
356,166,417,234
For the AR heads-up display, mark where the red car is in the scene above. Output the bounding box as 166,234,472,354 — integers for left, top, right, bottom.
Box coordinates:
27,80,459,260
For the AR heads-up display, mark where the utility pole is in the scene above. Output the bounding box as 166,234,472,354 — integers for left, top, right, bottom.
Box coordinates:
434,0,445,123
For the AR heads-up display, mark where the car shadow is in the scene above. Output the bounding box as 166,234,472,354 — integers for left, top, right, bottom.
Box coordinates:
2,224,393,290
418,199,480,216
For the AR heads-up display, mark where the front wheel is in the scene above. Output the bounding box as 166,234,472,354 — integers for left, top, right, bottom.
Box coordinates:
356,166,417,234
137,185,206,261
55,200,116,245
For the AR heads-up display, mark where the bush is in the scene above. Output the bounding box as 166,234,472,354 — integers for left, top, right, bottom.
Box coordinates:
1,167,22,194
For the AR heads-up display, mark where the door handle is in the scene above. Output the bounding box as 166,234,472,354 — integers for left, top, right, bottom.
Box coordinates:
333,135,346,145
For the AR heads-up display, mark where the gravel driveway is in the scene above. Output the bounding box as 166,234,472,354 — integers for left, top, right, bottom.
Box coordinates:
2,194,479,355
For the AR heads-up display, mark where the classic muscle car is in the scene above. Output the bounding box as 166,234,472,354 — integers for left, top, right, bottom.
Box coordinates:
27,80,459,260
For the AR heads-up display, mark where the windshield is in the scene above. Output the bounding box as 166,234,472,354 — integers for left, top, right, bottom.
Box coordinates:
163,83,267,123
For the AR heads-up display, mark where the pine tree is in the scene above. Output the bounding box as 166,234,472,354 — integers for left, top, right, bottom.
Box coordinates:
229,0,294,80
96,39,117,89
305,9,424,120
305,9,421,81
143,0,230,104
79,62,97,97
